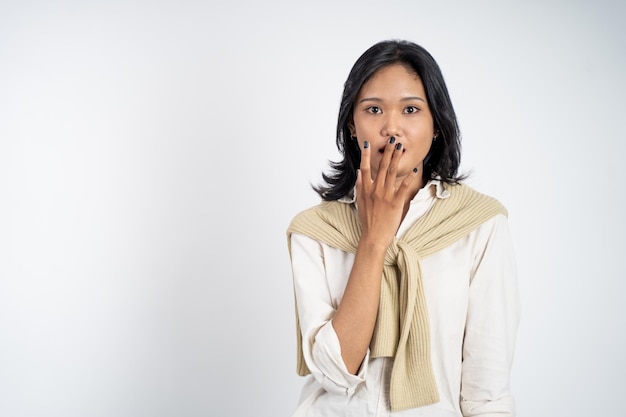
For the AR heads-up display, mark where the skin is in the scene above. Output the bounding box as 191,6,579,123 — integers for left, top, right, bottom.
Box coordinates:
332,63,437,374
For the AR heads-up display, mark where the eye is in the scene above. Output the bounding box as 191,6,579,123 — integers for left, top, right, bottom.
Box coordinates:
366,106,382,114
404,106,420,114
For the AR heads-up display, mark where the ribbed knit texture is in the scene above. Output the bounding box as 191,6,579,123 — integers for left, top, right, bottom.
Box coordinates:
287,183,508,412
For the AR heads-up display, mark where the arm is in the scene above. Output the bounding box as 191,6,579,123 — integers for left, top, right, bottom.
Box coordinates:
460,215,521,417
291,233,369,395
291,137,420,385
332,138,420,374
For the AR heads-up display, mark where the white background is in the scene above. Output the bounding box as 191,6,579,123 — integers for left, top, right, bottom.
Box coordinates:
1,1,625,416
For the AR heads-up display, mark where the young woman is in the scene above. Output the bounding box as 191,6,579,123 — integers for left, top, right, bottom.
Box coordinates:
287,40,520,417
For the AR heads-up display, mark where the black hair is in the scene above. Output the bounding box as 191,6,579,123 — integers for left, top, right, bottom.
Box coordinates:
315,39,464,201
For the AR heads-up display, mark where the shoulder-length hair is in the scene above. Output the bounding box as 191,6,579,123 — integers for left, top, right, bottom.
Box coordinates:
315,39,464,201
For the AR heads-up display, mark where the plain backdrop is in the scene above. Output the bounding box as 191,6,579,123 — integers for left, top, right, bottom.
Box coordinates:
1,1,625,416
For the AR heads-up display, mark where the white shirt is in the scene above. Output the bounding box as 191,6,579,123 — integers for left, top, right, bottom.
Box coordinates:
289,180,520,417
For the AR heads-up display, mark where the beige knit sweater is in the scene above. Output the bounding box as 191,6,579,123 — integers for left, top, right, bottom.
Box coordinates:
287,183,507,412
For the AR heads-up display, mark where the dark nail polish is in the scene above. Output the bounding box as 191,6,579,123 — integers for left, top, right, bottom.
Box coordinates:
364,141,369,149
413,167,418,173
389,136,396,144
395,143,402,150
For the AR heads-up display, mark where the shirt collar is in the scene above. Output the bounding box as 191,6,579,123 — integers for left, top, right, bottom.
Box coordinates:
338,178,451,204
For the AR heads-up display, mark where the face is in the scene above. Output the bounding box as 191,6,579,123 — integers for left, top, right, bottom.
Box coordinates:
350,63,436,186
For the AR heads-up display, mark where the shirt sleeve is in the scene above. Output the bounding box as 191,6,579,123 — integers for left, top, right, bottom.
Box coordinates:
289,233,368,396
460,214,521,417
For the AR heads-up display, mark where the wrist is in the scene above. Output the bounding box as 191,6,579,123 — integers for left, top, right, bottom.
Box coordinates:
357,234,391,255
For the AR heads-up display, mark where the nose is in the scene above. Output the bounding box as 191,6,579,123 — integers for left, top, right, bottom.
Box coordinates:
381,110,403,138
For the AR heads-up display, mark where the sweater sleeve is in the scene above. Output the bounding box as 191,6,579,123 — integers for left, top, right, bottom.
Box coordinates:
460,214,521,417
290,233,368,396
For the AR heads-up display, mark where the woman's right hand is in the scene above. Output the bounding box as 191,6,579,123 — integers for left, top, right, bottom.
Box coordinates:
332,136,420,375
355,136,420,250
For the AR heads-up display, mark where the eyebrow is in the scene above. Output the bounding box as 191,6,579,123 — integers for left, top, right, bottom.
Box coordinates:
359,96,426,104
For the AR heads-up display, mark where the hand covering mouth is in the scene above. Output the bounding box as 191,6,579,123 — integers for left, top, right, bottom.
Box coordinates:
378,146,406,153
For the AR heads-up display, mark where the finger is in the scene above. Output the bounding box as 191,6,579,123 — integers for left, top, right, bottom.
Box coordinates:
355,168,362,194
359,141,373,191
375,136,397,190
355,169,368,215
385,141,404,193
396,166,421,200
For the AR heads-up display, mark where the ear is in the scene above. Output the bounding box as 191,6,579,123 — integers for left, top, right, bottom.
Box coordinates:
348,120,356,137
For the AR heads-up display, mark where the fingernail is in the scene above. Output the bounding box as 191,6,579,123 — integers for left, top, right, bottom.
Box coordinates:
413,167,418,173
389,136,396,144
395,143,402,150
364,141,369,149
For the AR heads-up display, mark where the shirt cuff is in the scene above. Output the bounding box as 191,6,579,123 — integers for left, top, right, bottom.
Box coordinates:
309,320,368,396
460,395,516,417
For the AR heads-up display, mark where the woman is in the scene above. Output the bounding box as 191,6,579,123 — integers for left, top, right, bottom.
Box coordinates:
287,40,520,417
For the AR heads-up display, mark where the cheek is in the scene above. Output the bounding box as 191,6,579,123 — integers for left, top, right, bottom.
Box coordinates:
354,119,378,137
409,128,435,149
408,122,434,136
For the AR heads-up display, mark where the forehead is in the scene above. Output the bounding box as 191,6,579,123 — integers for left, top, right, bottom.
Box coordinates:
358,63,424,97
